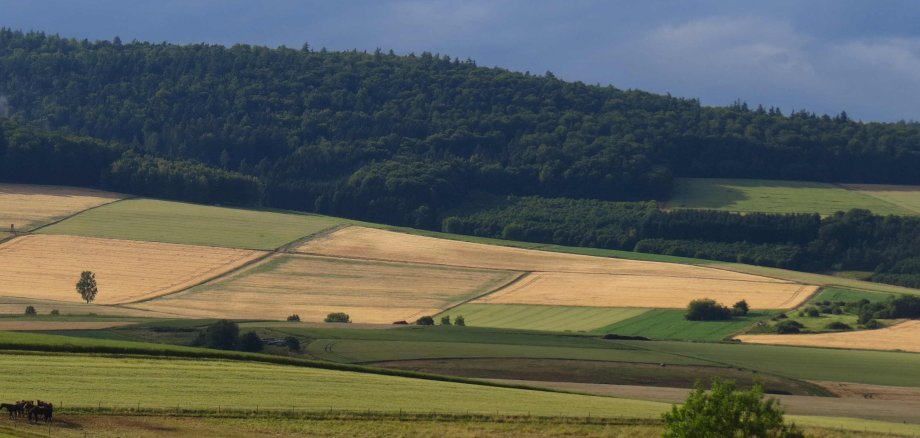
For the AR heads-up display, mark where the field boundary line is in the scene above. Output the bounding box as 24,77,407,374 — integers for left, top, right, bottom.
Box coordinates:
126,252,277,304
276,224,352,252
27,195,136,234
437,272,532,316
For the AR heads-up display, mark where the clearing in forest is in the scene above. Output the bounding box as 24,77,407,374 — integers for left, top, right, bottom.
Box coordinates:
134,254,518,323
39,198,344,250
0,183,121,231
841,183,920,215
735,320,920,353
0,234,264,304
474,272,816,310
667,178,912,216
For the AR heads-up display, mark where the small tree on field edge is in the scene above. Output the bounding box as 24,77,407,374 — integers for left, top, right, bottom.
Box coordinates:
286,314,301,322
455,315,465,326
285,336,301,352
324,312,351,323
415,315,434,326
732,299,750,316
24,305,36,316
205,320,239,350
662,379,803,438
238,331,264,352
440,315,451,325
76,271,98,304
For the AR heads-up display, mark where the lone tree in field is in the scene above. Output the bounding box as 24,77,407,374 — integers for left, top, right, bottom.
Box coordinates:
663,379,803,438
76,271,98,304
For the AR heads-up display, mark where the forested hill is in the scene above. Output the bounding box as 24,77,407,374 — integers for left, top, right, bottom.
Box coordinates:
1,29,920,227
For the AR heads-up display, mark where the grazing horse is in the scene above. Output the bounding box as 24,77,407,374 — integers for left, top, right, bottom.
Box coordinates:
28,404,52,423
0,403,22,419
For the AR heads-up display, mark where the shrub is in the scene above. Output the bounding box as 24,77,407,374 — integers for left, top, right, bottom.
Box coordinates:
284,336,301,352
415,316,435,326
24,305,36,316
775,320,804,334
824,321,852,331
732,300,750,316
805,308,820,317
324,312,351,323
286,314,300,322
454,315,465,326
238,331,264,352
440,315,451,325
863,319,885,329
773,313,787,320
49,309,60,316
662,379,803,438
205,320,239,350
831,307,843,315
685,299,733,321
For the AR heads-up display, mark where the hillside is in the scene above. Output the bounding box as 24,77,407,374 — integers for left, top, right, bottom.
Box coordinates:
2,29,920,228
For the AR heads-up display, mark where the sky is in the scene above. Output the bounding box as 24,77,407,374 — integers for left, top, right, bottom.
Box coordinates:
3,0,920,122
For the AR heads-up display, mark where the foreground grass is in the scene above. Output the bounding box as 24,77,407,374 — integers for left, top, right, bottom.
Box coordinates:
595,309,774,341
438,304,648,332
3,412,916,438
0,353,668,417
667,178,913,216
38,198,344,250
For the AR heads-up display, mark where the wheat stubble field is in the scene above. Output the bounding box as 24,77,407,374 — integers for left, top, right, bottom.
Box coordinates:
736,320,920,353
298,226,815,311
135,254,519,322
0,183,122,231
0,234,264,304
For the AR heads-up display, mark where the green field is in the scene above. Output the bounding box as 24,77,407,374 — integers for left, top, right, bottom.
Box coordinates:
38,198,344,250
668,178,913,216
844,184,920,215
438,304,648,332
634,340,920,387
0,353,668,417
595,309,772,341
810,287,895,304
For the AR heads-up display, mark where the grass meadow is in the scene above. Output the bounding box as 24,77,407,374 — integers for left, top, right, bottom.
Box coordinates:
0,353,669,417
667,178,913,216
39,198,344,250
438,304,648,332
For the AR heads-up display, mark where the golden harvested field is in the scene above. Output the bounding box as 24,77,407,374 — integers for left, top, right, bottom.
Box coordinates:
0,296,172,317
297,227,789,282
475,272,816,310
736,320,920,353
0,183,121,231
841,183,920,215
135,254,518,323
0,321,136,330
0,234,264,305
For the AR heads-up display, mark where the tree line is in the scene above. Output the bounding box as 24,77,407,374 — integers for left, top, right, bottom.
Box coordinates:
1,29,920,228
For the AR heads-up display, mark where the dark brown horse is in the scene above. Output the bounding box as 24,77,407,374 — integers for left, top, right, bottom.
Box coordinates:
0,403,23,419
28,404,51,423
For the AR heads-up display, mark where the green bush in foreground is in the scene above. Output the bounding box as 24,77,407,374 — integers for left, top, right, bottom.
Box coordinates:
663,379,803,438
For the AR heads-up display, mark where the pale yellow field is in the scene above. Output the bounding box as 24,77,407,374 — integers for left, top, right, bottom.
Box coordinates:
0,296,174,317
135,254,518,323
297,227,790,282
475,272,816,310
736,320,920,353
0,235,264,305
841,183,920,215
0,183,122,231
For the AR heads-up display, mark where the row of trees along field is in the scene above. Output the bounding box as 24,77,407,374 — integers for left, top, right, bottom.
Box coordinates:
1,30,920,287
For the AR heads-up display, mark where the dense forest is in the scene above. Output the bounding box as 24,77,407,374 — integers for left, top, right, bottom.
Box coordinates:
1,29,920,288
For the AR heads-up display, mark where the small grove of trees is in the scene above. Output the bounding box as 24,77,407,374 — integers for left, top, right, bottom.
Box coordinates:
76,271,98,304
286,314,300,322
199,320,265,352
416,316,434,326
663,379,803,438
685,299,732,321
324,312,351,323
238,331,264,352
